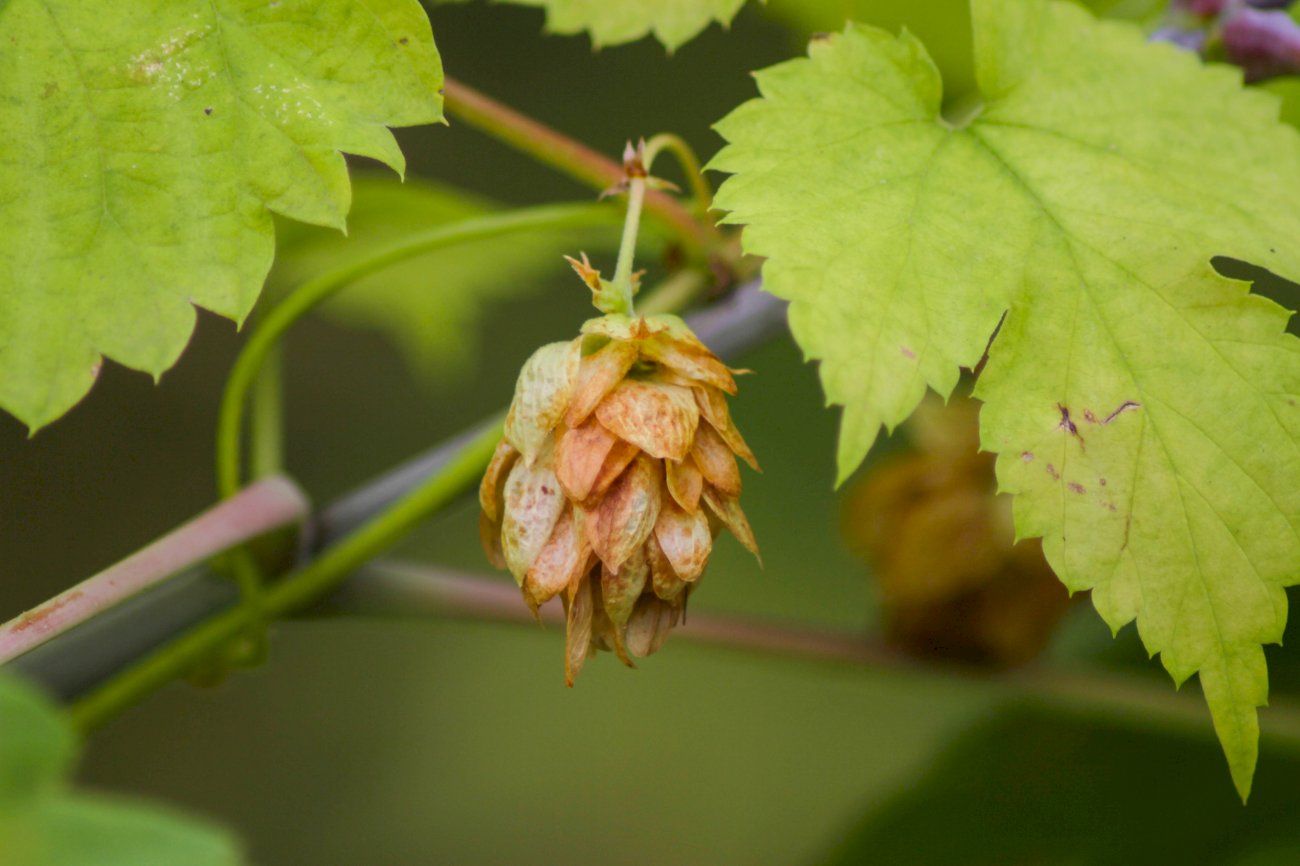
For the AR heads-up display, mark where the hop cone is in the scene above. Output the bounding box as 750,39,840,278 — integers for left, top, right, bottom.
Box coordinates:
841,396,1070,667
480,313,760,684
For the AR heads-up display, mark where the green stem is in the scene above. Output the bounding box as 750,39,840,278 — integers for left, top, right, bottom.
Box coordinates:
226,342,288,605
442,78,717,261
216,203,621,500
642,133,712,218
610,175,647,312
71,420,505,733
250,344,285,481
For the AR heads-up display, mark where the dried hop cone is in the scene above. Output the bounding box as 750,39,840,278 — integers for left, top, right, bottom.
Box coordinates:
479,311,760,684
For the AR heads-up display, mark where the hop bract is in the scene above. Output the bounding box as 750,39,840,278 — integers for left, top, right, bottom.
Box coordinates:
480,312,760,684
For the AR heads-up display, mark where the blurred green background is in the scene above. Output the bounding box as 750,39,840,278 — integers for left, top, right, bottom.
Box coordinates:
3,1,1300,863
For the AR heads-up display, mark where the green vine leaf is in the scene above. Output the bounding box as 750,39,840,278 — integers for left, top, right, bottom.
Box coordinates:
0,0,442,429
271,176,624,382
504,0,749,50
0,675,243,865
710,0,1300,799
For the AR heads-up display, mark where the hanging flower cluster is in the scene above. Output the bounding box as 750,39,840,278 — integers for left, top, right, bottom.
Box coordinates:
479,284,759,684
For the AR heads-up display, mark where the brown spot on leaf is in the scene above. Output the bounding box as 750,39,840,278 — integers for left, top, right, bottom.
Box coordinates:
1102,401,1141,424
1057,404,1084,447
1046,463,1059,480
1083,409,1098,424
1068,482,1085,495
1021,452,1034,463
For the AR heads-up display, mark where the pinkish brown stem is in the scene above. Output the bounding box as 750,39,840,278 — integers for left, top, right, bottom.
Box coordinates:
336,559,1300,754
0,476,310,664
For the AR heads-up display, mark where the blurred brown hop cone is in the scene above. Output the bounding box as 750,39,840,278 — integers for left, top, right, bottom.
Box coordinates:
480,312,760,684
841,395,1073,668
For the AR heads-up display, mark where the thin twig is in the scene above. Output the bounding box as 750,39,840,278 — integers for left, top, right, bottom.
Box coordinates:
335,559,1300,756
442,78,720,261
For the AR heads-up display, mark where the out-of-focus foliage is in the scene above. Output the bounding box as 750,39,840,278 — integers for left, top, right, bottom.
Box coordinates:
0,0,443,430
712,0,1300,798
1262,77,1300,128
0,676,242,866
824,709,1300,866
272,176,625,381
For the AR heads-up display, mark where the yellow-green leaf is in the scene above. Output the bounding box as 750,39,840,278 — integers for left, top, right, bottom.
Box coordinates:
0,0,442,429
711,0,1300,798
506,0,749,50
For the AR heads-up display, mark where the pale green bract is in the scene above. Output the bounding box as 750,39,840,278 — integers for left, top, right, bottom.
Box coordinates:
0,0,442,429
710,0,1300,799
0,675,244,865
505,0,748,50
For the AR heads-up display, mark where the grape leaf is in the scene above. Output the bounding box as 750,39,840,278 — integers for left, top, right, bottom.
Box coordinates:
710,0,1300,798
271,175,623,381
504,0,748,50
0,675,243,865
0,0,442,430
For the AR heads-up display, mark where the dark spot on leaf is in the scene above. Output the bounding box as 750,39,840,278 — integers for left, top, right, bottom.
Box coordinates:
398,36,409,45
1057,403,1085,449
1099,478,1107,487
1046,463,1059,480
1083,409,1098,423
1102,400,1141,424
1068,482,1085,494
204,107,213,116
541,485,553,495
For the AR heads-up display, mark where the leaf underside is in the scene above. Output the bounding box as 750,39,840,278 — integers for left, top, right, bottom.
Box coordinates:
0,0,443,429
711,0,1300,798
504,0,748,50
